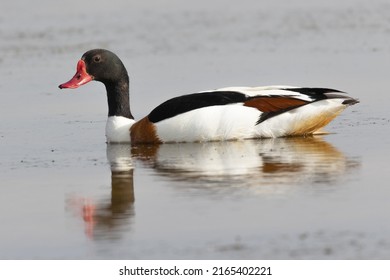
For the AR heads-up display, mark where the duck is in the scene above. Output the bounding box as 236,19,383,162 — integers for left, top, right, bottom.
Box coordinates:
59,49,358,144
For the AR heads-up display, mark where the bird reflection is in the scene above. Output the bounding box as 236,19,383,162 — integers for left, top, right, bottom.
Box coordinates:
67,145,135,240
68,136,359,239
132,137,359,189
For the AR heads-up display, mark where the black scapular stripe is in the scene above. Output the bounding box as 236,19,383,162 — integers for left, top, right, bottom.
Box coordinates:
148,91,248,123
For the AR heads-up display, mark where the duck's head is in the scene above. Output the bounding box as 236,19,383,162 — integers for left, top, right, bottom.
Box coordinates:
59,49,128,89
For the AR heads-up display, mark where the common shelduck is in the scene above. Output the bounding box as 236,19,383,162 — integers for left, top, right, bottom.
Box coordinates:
59,49,358,144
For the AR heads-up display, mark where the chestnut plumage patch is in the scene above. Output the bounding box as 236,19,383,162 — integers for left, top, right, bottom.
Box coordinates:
131,117,162,144
244,96,309,124
244,96,308,112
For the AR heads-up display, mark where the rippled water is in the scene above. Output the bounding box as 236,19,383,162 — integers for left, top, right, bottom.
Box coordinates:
1,0,390,259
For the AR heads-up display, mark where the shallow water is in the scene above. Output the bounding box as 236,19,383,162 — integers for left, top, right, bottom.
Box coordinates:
1,0,390,259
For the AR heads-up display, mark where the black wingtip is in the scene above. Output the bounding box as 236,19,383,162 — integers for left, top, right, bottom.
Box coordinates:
342,98,360,106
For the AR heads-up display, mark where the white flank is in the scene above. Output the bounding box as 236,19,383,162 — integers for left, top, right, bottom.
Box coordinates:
155,98,349,142
105,116,135,143
155,104,260,142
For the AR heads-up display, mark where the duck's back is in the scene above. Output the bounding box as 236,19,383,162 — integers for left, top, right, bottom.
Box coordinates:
129,86,358,143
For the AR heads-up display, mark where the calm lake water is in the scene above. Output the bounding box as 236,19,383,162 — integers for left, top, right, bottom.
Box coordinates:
1,0,390,259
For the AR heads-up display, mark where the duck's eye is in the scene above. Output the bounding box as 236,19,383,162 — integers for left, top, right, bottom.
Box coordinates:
94,55,101,63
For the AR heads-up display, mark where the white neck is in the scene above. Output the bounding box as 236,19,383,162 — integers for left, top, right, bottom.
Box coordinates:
105,116,135,143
